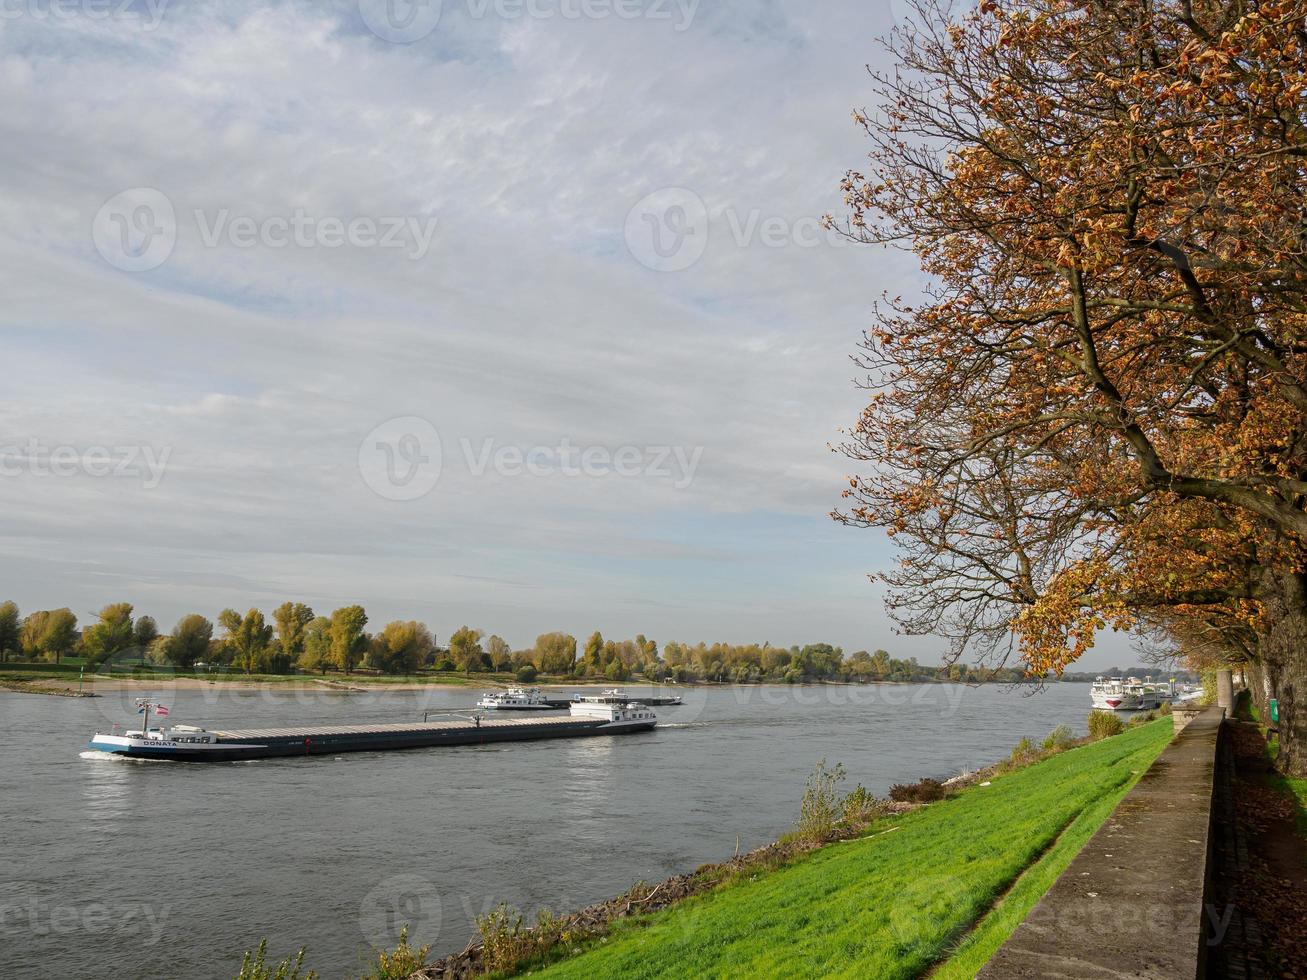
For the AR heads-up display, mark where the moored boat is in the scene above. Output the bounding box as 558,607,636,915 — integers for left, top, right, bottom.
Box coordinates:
1091,675,1176,711
476,687,553,710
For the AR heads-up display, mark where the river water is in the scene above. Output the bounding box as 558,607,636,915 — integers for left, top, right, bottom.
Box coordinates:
0,680,1092,979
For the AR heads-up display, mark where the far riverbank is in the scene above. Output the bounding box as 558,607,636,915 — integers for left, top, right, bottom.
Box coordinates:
0,666,1092,697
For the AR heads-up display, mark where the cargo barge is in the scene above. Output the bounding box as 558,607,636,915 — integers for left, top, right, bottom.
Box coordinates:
87,698,657,762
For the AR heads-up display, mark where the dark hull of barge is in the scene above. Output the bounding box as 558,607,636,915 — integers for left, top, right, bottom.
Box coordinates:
96,716,655,762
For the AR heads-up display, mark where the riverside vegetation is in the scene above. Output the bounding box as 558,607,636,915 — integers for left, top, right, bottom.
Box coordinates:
233,714,1174,979
0,598,1068,686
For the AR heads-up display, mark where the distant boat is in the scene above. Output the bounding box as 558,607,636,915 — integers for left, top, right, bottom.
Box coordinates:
573,688,632,704
572,687,682,706
476,687,553,710
1091,676,1175,711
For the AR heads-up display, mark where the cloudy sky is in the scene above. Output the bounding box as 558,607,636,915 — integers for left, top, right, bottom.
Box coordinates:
0,0,1135,668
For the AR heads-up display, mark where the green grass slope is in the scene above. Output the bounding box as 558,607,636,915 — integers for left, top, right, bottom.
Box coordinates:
530,718,1174,980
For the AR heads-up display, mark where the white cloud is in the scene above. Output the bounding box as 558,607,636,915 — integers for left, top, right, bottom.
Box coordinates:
0,0,1141,666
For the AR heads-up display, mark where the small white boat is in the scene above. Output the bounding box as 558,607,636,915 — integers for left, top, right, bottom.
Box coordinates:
568,699,658,732
476,687,553,710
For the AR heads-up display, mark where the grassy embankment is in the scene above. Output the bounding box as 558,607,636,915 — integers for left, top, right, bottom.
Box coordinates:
520,717,1173,980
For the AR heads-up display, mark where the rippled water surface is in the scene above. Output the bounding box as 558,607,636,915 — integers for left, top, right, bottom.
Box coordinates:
0,680,1092,979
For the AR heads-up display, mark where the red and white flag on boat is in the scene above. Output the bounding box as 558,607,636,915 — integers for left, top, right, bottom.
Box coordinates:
155,705,170,716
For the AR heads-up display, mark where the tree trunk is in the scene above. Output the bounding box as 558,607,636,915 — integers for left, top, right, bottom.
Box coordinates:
1254,568,1307,777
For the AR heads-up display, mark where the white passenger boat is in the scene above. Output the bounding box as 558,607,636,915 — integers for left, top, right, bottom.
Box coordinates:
1091,676,1175,711
476,687,553,710
568,699,658,732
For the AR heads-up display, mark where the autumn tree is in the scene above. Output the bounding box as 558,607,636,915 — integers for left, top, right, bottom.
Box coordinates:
583,630,604,675
328,605,369,674
534,632,578,674
300,616,333,674
273,602,315,666
0,601,19,661
448,625,485,673
485,634,512,671
80,603,135,666
21,608,79,663
165,614,214,668
370,621,434,674
834,0,1307,771
220,608,274,675
133,616,159,653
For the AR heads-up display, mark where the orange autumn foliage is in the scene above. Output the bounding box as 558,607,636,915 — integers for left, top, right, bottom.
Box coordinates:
834,0,1307,679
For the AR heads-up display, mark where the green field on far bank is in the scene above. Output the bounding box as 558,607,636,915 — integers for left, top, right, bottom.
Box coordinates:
524,718,1174,980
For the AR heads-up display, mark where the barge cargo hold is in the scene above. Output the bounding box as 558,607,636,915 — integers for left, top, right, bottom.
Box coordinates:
88,699,658,762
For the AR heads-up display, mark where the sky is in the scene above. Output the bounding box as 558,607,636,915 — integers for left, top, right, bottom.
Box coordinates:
0,0,1139,669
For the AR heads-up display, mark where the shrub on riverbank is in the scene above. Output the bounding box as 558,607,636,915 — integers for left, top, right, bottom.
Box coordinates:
235,940,315,980
889,776,947,803
1042,725,1076,752
795,759,847,842
366,927,429,980
842,784,882,824
1088,710,1126,739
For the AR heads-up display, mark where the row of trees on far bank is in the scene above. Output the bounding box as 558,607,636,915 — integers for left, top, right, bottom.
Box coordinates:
0,599,1030,683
